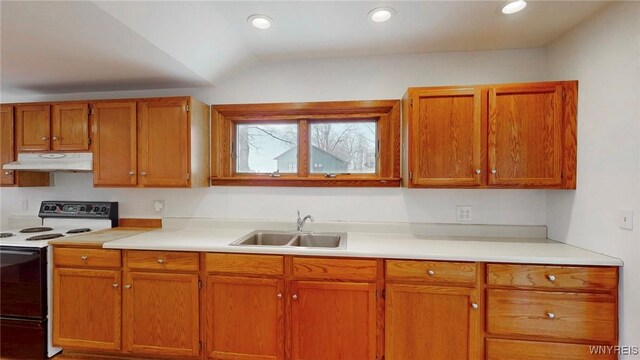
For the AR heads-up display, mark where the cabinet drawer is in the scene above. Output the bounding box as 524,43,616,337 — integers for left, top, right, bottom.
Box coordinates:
487,289,616,342
126,250,199,272
206,253,283,276
292,257,377,281
54,248,121,268
386,260,476,285
487,264,617,291
487,339,616,360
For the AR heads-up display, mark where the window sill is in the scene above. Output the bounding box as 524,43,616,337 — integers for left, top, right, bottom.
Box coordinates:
209,177,401,187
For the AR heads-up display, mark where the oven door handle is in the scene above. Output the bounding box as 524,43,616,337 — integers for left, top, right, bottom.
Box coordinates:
0,250,40,256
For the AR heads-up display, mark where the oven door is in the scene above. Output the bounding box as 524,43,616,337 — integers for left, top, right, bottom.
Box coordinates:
0,246,47,319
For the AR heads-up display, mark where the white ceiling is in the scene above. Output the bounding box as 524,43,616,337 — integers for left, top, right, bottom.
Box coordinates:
0,1,610,95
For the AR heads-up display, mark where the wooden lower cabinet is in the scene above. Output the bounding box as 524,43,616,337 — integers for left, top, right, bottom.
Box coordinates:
123,271,200,358
290,280,377,360
486,339,617,360
53,268,121,351
205,275,284,360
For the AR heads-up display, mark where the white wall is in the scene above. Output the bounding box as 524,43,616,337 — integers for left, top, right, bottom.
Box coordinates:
545,2,640,351
0,48,549,227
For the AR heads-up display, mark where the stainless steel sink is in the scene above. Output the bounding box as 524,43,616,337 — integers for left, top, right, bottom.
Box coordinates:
231,230,347,249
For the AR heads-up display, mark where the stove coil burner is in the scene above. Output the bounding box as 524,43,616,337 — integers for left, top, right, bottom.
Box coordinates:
25,233,64,241
67,228,91,234
20,227,54,233
0,232,15,238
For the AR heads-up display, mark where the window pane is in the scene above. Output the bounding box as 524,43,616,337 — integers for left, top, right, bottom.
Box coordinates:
236,123,298,173
309,121,377,174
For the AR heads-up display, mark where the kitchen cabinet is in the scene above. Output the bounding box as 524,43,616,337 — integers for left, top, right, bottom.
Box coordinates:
16,102,90,152
290,280,377,360
52,248,122,351
403,81,577,189
92,97,210,188
206,276,285,360
122,250,200,358
0,105,50,186
385,260,481,360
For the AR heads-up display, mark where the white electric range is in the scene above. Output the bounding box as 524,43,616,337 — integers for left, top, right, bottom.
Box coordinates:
0,201,118,359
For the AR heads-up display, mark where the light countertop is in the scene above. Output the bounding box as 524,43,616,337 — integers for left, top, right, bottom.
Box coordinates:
101,225,623,266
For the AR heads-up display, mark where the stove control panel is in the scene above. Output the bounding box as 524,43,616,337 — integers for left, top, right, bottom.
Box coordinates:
39,201,119,226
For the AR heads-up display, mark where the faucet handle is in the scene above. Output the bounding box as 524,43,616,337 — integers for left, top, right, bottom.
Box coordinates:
297,210,301,221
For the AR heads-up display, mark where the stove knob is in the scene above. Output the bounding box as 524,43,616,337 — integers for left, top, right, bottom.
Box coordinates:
101,206,108,213
79,206,86,212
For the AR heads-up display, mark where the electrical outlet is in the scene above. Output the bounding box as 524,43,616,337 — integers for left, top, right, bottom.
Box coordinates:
619,208,633,230
456,206,473,223
153,200,166,215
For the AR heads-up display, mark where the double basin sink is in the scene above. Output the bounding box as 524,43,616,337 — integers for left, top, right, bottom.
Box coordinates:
231,230,347,250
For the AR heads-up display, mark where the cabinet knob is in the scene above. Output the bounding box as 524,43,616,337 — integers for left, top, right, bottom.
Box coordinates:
4,171,12,175
140,171,147,176
112,283,119,288
277,293,282,299
491,168,497,174
292,294,298,300
475,169,481,174
546,274,556,282
80,255,88,261
547,312,556,319
52,136,59,141
427,270,435,276
128,170,135,176
471,303,479,310
157,258,165,264
41,136,49,141
124,284,132,289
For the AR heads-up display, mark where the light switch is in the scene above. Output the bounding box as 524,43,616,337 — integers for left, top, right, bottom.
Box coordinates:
619,209,633,230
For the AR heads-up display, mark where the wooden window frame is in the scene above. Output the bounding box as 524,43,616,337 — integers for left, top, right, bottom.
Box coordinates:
211,100,401,187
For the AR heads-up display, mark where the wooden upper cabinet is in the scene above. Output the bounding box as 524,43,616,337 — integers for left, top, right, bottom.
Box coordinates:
385,284,480,360
1,105,15,185
206,276,285,360
51,103,89,151
408,87,484,187
488,83,565,187
15,104,51,151
138,98,190,187
53,268,121,351
404,81,577,189
92,101,137,186
123,272,200,357
290,281,377,360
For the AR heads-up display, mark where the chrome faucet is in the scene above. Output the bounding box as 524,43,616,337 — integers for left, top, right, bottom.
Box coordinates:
296,210,314,232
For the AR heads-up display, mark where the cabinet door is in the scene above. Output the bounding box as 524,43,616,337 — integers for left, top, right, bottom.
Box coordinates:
410,87,484,187
53,268,121,351
1,105,15,185
51,103,89,151
290,281,377,360
92,101,137,186
206,276,284,360
16,104,50,151
124,272,200,357
138,98,189,187
385,284,480,360
488,83,564,186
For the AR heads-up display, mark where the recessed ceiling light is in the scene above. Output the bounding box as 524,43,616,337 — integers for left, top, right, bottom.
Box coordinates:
499,0,527,15
368,7,396,23
248,14,273,30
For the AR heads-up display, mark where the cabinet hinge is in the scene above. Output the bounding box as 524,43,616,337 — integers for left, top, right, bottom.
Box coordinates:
375,289,378,299
198,280,202,289
198,341,202,351
410,98,414,107
187,173,191,180
185,105,190,112
88,137,92,146
88,107,94,116
409,171,413,180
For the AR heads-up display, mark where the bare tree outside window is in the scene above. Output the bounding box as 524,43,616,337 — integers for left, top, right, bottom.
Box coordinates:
236,124,298,173
309,121,377,174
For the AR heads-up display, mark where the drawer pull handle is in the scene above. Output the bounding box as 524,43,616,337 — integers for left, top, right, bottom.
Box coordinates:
124,284,132,289
547,312,556,319
80,255,88,261
546,274,556,282
427,270,435,276
475,169,481,174
277,293,282,299
157,258,165,264
292,294,298,300
112,283,119,288
471,303,479,310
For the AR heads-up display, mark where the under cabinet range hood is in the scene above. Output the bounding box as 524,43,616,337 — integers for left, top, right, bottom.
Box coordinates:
2,153,93,172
